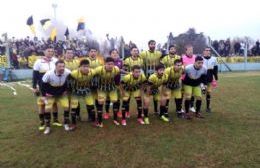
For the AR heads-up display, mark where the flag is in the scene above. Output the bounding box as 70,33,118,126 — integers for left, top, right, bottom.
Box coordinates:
77,18,85,31
64,27,69,37
50,28,57,41
26,16,36,35
40,18,51,30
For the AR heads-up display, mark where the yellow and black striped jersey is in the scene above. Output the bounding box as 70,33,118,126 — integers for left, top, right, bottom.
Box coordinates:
64,59,80,71
94,66,120,85
139,50,162,76
87,57,104,69
160,54,181,68
148,73,168,88
164,67,183,82
123,56,144,72
121,72,146,87
70,69,96,88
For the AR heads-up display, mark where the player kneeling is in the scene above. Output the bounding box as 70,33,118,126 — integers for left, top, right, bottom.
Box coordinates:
41,60,71,135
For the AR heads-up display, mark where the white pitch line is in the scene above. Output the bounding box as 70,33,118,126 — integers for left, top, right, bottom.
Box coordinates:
17,82,34,91
0,82,17,95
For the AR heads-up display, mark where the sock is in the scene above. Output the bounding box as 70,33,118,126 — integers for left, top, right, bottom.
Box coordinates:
136,98,142,118
206,94,211,109
160,105,166,117
113,101,119,121
44,113,51,127
87,105,95,122
153,99,158,113
105,99,110,113
165,99,170,116
143,108,148,118
39,113,44,125
97,103,103,124
175,98,182,112
52,112,58,121
190,96,195,108
76,102,80,116
122,100,128,120
185,99,191,113
196,100,202,113
63,110,70,124
71,109,76,124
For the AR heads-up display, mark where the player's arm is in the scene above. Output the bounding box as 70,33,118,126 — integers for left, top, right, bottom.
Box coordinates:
41,72,51,97
32,61,40,90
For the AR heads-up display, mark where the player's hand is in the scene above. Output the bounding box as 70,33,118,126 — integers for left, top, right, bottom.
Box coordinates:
46,93,53,97
62,91,67,96
32,88,39,93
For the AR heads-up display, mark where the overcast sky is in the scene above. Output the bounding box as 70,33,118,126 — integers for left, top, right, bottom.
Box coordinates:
1,0,259,48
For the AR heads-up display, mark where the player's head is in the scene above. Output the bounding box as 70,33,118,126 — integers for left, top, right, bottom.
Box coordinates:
64,48,74,60
79,59,90,74
132,65,142,78
88,47,97,59
173,59,182,71
185,44,193,56
105,57,115,71
55,60,65,75
155,64,165,76
148,40,156,51
44,45,54,59
109,49,119,60
203,46,211,57
194,56,204,69
169,45,177,55
130,46,139,57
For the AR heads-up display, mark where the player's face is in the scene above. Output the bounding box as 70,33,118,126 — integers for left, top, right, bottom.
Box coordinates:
203,48,211,57
174,62,182,71
131,48,139,57
105,62,114,71
80,64,89,74
195,60,204,69
45,48,54,59
111,50,119,60
157,68,164,76
186,47,193,56
169,47,176,55
89,49,97,59
149,42,156,51
65,50,74,60
132,69,141,78
56,63,65,75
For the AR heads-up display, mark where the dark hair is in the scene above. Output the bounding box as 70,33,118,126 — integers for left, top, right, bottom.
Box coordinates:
148,40,156,45
55,59,65,66
155,63,165,71
204,46,211,50
168,45,176,50
105,57,114,63
174,59,182,65
88,47,97,52
132,65,141,71
109,49,118,55
79,59,89,66
195,56,204,62
65,48,73,53
43,45,54,50
130,46,138,51
185,44,193,51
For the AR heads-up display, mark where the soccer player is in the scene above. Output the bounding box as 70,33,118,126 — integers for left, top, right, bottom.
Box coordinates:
104,49,126,119
41,60,71,134
161,45,181,68
32,46,60,131
164,59,184,118
182,45,197,113
69,59,96,129
95,57,121,127
143,64,168,124
183,56,207,120
140,40,162,115
120,65,146,125
202,47,218,113
64,48,81,120
124,46,144,72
